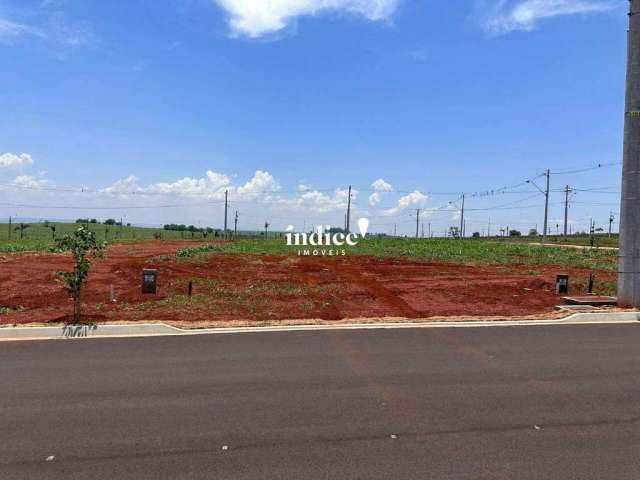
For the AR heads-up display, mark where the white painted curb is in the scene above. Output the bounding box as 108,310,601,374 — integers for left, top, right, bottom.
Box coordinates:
0,312,639,342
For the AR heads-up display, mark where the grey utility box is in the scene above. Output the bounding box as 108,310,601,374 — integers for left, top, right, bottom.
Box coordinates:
556,274,569,295
142,269,157,294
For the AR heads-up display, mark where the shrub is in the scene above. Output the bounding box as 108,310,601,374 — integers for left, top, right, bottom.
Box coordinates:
53,227,107,324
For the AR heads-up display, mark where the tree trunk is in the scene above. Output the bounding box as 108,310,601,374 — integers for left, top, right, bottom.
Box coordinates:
74,290,81,324
74,268,82,324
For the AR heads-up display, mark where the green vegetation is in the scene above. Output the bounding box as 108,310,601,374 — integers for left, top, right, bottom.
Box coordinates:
0,221,207,252
53,227,107,324
506,233,619,248
177,244,224,258
0,221,281,253
0,222,619,272
0,306,26,315
182,237,618,271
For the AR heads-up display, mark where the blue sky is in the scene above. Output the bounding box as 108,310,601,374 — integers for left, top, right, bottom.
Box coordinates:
0,0,629,234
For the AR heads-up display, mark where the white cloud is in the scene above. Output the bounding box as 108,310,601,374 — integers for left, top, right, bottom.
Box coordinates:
371,178,393,192
100,175,140,194
101,170,280,201
0,18,42,42
480,0,618,34
0,9,91,53
0,153,35,168
237,170,280,195
382,190,427,216
368,192,382,206
13,175,48,188
369,178,392,206
214,0,400,38
146,170,232,198
278,187,356,213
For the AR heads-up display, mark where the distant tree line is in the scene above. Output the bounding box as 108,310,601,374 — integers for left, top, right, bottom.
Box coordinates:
163,224,219,238
75,218,127,226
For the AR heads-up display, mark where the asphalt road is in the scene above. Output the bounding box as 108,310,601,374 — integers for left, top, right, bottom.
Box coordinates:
2,325,640,479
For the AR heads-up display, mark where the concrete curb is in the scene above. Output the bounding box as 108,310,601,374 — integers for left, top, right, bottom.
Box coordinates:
1,312,639,342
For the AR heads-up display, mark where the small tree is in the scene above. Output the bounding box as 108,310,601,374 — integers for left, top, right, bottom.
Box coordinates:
14,223,30,240
54,227,106,324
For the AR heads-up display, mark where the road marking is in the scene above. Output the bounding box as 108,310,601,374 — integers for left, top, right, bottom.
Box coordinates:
45,455,55,462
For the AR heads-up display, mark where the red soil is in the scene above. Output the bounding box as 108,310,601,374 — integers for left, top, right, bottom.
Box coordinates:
0,241,615,325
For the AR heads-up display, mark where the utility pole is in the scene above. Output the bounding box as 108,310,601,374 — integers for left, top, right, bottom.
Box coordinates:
234,211,238,238
421,223,424,238
488,217,491,238
619,0,640,307
415,209,420,239
428,222,431,238
224,190,228,239
563,185,571,237
394,224,397,237
543,169,550,244
8,215,11,241
346,185,352,234
609,212,615,237
459,194,465,239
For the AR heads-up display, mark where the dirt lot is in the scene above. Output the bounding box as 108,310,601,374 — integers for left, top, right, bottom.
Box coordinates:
0,241,615,325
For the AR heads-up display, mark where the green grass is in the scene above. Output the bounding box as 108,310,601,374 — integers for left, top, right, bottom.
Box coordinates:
506,234,619,248
0,306,27,315
0,222,211,253
184,237,618,271
0,225,619,271
176,244,225,258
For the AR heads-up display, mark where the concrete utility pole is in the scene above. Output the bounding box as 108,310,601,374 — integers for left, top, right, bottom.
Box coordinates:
346,185,352,234
563,185,572,237
542,169,550,243
415,209,420,238
488,217,491,238
234,211,238,238
421,223,424,238
224,190,228,239
8,215,11,241
459,194,465,239
619,0,640,307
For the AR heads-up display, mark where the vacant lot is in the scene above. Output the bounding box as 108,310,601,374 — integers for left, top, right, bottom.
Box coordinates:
0,237,618,326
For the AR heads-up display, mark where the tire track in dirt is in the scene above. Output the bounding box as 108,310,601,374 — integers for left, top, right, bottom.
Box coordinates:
320,258,420,319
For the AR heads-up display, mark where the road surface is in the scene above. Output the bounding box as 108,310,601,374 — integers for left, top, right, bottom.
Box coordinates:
2,324,640,479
